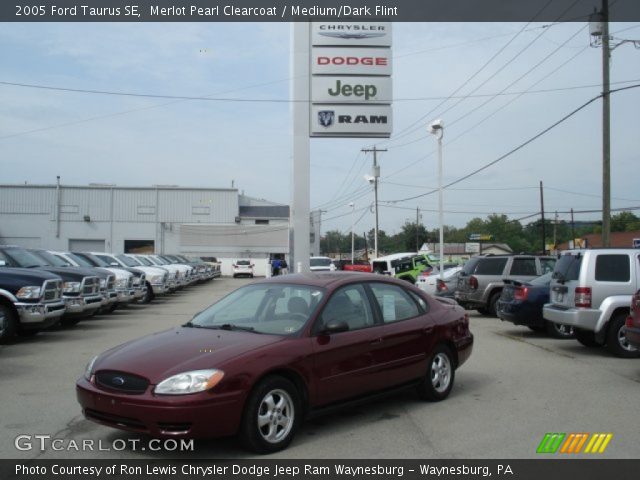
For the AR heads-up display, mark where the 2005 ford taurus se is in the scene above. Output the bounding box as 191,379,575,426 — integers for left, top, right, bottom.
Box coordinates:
77,272,473,453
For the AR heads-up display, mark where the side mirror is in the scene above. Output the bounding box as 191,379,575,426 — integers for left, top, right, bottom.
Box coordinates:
321,320,349,334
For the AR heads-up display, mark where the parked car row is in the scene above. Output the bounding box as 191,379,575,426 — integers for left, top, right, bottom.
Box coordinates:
0,245,217,343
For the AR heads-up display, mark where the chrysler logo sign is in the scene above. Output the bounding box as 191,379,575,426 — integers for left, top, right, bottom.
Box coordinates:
312,22,392,47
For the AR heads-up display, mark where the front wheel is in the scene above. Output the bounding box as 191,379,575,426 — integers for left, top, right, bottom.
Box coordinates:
417,345,455,402
487,292,501,317
606,313,639,358
0,304,18,343
240,376,300,454
140,283,153,304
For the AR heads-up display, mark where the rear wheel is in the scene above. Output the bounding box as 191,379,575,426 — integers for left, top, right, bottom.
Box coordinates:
606,313,639,358
0,304,18,343
417,345,455,402
574,328,602,348
545,321,574,339
487,292,501,317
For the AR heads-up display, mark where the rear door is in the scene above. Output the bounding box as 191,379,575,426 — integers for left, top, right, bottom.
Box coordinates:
549,252,583,307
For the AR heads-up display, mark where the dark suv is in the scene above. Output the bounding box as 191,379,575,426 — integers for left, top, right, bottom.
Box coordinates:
455,255,556,316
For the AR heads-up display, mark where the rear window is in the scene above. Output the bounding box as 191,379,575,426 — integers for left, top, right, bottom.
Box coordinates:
462,258,481,275
553,254,582,282
474,258,508,275
236,260,251,266
595,254,630,282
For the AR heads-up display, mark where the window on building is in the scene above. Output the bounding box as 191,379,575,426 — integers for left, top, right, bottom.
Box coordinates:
255,219,269,225
124,240,155,254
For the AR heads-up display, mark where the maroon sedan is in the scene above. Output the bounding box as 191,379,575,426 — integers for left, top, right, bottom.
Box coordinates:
77,272,473,453
625,289,640,349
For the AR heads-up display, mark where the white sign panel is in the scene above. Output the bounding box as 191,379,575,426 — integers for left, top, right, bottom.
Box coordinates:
312,76,392,104
310,105,392,137
465,242,480,254
311,22,392,47
311,47,392,76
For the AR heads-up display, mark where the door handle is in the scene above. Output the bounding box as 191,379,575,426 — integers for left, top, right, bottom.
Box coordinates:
370,337,383,345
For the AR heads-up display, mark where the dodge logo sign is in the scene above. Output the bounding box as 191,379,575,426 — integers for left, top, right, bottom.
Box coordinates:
318,111,335,127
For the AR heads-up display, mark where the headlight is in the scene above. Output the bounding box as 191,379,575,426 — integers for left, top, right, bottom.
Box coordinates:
155,369,224,395
115,278,128,288
16,286,41,299
63,282,81,293
147,274,163,283
84,355,98,380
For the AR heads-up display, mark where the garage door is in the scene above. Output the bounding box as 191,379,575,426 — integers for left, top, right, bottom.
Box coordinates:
68,239,106,252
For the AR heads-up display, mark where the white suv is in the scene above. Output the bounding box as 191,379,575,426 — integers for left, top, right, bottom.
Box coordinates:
233,260,254,278
543,249,640,358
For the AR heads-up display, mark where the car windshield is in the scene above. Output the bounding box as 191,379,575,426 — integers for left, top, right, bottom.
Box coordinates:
3,248,46,268
65,252,93,267
116,255,140,267
310,258,332,267
75,253,109,267
32,250,71,267
189,284,325,336
136,256,153,266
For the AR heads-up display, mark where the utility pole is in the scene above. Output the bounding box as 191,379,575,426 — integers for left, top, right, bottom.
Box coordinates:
362,147,386,258
570,208,576,247
553,211,559,252
539,181,546,254
601,0,611,247
416,206,420,252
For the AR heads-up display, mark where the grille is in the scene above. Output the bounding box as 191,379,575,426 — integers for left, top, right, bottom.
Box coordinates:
95,371,149,394
106,275,115,291
81,277,100,296
127,277,134,289
85,409,147,432
42,280,62,302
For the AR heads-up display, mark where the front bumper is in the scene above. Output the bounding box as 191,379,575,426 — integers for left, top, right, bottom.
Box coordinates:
150,283,166,295
16,300,66,327
63,294,103,315
76,377,245,439
543,304,600,331
116,289,134,304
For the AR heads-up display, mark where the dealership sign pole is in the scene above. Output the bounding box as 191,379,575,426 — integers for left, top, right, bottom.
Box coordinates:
291,22,392,271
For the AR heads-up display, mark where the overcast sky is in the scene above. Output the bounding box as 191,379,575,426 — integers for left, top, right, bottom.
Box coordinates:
1,20,638,236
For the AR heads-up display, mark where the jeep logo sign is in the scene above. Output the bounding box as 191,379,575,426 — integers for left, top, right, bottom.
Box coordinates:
312,77,391,103
311,105,392,137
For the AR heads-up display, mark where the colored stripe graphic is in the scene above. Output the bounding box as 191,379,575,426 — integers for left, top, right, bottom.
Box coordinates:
559,433,589,454
537,433,566,453
537,433,613,454
584,433,613,454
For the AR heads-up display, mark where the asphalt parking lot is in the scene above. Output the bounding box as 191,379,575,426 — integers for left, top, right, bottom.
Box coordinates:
2,277,638,459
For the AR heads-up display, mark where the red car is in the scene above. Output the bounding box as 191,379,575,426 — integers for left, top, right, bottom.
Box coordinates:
625,289,640,349
77,272,473,453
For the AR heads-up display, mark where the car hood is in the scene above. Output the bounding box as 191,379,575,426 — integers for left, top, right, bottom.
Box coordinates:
36,267,89,281
0,267,62,283
94,327,284,383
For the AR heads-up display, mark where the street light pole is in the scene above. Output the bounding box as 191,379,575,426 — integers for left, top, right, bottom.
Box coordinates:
429,119,445,280
362,147,385,258
349,202,355,264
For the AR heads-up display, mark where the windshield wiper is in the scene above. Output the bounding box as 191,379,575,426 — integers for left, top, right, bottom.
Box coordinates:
217,324,256,332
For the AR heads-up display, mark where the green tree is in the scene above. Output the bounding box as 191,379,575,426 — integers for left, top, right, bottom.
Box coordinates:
610,211,640,232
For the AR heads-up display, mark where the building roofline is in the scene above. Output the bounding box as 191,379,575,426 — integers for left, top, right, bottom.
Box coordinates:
0,183,238,192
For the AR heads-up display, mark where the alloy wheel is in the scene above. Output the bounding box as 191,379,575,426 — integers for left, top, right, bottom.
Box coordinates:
431,353,452,393
257,388,295,444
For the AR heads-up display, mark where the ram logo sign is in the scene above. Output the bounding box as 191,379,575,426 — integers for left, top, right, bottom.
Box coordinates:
536,432,613,454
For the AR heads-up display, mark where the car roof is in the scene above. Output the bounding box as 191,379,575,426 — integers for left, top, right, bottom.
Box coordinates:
252,271,412,289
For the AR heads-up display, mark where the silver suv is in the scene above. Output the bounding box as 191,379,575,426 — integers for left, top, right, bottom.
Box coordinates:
543,249,640,358
455,255,556,316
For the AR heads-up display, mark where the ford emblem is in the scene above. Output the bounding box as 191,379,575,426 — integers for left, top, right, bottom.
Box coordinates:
112,376,125,386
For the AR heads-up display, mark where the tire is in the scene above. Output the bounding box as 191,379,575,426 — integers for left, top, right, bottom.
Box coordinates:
240,376,300,454
606,313,639,358
0,304,18,344
417,345,455,402
105,303,118,314
545,321,574,339
140,283,153,304
574,328,602,348
487,292,501,317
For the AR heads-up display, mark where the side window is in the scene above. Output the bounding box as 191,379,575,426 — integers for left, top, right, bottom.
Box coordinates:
475,258,508,275
408,290,429,312
370,283,421,323
510,258,537,276
540,258,556,274
318,285,374,332
595,255,630,282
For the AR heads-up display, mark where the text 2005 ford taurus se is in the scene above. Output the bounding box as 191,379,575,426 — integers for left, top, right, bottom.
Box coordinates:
77,272,473,453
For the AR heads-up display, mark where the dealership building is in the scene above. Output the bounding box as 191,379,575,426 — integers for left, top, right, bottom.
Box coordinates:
0,183,321,276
